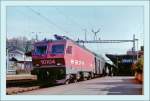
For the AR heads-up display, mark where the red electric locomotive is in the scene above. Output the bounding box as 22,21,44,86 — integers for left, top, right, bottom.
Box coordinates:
31,35,106,84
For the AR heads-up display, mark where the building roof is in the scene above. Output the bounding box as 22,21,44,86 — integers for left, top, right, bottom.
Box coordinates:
8,49,24,55
10,56,32,62
106,54,137,65
8,49,32,62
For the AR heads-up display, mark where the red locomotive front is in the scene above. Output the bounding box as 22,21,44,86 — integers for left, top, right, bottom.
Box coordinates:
32,40,66,68
31,40,67,82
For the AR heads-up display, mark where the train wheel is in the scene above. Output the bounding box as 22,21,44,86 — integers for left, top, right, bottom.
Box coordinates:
91,73,94,79
72,74,78,83
83,77,87,81
65,74,71,84
76,73,81,81
37,71,43,81
37,74,41,81
88,75,92,80
73,79,77,83
65,80,70,85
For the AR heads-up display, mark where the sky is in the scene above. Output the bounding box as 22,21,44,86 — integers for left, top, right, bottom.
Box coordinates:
6,6,144,58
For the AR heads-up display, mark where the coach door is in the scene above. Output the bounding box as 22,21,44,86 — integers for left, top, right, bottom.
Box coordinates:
95,57,99,74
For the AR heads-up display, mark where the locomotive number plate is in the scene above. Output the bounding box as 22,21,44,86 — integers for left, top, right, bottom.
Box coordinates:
40,59,56,65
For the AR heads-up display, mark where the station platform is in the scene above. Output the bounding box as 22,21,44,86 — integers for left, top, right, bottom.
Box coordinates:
6,74,37,81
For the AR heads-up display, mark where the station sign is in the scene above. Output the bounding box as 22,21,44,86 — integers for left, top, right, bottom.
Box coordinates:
121,59,133,63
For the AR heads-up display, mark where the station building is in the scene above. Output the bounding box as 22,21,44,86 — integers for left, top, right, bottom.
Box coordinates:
106,46,144,76
7,49,32,74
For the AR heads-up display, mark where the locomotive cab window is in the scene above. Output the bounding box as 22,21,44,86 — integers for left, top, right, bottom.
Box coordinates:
66,46,72,54
35,45,47,55
52,44,64,54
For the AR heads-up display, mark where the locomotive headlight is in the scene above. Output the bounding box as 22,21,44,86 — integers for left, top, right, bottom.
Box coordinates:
36,64,40,67
66,74,70,79
56,63,62,66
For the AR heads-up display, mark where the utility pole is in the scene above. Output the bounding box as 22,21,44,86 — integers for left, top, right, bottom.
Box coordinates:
36,33,38,41
133,34,139,61
133,34,136,52
32,32,39,42
83,29,87,41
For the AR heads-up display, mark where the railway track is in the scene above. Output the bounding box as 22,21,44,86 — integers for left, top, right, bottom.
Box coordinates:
7,86,40,95
6,79,55,95
6,75,104,95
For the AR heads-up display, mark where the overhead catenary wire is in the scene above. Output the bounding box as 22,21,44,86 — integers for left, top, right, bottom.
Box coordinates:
12,8,48,40
55,7,91,41
27,7,68,34
55,7,103,50
55,7,85,30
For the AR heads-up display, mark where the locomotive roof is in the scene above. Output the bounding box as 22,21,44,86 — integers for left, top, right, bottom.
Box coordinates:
67,39,105,61
34,39,66,44
35,38,105,61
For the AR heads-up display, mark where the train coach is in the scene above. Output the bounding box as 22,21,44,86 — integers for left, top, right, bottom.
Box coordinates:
31,35,106,84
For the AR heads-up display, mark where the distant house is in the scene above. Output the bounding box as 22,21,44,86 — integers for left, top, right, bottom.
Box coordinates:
7,49,32,74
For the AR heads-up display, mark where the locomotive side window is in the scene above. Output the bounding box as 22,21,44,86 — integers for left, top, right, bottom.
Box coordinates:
66,46,72,54
35,46,47,55
52,44,64,54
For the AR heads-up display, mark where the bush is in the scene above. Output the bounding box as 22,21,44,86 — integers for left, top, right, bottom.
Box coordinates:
134,56,143,73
